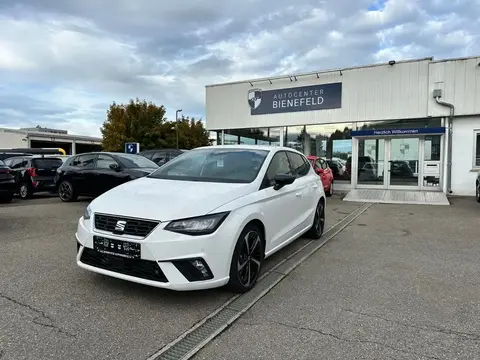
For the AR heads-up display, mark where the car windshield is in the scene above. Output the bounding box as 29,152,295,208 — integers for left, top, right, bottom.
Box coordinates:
116,154,159,168
147,148,270,183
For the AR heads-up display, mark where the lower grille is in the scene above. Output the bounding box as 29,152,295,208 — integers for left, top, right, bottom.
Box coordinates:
80,247,168,282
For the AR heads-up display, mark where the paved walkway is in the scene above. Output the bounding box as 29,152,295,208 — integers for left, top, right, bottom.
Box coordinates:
194,197,480,360
344,189,450,205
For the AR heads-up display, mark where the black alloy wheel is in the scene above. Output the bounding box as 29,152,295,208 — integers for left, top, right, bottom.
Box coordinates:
58,180,77,202
228,224,264,293
306,200,325,240
476,182,480,203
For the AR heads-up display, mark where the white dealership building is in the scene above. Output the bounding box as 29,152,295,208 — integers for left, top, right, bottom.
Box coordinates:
205,56,480,197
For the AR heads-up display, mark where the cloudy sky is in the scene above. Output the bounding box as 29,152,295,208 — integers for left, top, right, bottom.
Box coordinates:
0,0,478,137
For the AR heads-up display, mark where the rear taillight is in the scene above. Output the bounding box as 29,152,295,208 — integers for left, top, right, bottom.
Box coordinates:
26,167,38,176
0,168,12,174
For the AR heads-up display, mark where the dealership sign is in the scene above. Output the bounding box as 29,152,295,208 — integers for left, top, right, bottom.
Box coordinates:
247,82,342,116
351,127,446,137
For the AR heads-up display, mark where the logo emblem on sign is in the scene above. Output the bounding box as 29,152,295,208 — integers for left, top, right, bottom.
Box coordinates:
248,88,262,110
114,220,127,233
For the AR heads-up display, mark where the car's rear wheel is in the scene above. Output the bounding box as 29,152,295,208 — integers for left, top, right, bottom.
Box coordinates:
19,183,32,199
326,181,334,197
476,181,480,203
58,180,77,202
306,200,325,240
0,192,13,203
227,224,264,293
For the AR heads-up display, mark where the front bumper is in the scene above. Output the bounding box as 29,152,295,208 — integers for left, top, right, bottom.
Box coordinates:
75,214,241,291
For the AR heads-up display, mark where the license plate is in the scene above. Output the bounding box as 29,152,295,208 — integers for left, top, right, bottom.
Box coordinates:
93,236,141,259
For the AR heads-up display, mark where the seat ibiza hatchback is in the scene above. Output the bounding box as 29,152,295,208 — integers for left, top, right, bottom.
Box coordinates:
75,145,326,293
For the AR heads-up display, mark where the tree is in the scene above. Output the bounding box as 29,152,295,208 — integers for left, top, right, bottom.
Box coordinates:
100,98,211,151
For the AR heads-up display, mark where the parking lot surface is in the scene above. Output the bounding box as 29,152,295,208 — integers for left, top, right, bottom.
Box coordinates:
194,197,480,360
0,194,362,360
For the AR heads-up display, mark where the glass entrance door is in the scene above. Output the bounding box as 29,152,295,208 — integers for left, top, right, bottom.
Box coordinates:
387,138,420,187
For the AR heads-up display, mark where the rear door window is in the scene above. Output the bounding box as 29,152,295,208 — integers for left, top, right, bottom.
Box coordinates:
73,154,97,169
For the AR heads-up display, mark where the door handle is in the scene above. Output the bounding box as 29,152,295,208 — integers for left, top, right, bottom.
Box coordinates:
312,184,319,189
295,192,303,197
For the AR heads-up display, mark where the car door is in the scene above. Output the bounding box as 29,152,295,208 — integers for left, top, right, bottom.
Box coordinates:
94,154,130,194
70,154,98,195
286,151,318,230
259,151,303,253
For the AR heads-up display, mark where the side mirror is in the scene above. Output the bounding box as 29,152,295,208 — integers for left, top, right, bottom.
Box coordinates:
273,174,295,190
315,168,324,174
109,163,121,171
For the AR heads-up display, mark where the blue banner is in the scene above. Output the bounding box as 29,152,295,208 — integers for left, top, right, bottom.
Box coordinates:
248,82,342,115
351,127,446,137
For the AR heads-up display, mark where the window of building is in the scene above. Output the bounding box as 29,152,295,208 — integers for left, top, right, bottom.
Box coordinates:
223,128,282,146
474,130,480,168
285,123,353,183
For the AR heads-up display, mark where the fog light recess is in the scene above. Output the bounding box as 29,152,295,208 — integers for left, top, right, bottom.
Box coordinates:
171,258,214,282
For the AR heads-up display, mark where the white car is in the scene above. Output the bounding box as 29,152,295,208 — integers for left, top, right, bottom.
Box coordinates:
75,145,326,293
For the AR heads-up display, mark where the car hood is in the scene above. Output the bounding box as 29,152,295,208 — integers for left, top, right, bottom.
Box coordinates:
90,177,255,221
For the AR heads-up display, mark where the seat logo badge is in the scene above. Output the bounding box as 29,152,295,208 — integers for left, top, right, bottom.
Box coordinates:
114,220,127,233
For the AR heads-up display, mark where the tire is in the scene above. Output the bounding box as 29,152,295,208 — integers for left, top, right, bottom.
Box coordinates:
326,181,334,197
305,200,325,240
227,223,265,293
476,181,480,203
58,180,78,202
0,192,13,203
19,182,33,200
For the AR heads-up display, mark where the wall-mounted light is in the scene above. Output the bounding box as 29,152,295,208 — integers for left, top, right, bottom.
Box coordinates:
316,72,319,78
339,70,343,76
249,81,254,86
268,78,272,84
389,60,396,66
289,76,293,82
293,75,298,81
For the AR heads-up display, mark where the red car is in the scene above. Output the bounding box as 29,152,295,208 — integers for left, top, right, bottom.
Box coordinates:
307,156,334,197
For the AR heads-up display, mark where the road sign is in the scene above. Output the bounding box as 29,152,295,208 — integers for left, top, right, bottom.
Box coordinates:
125,142,140,154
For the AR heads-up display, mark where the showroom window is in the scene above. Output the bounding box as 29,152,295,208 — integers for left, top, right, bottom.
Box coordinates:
474,130,480,168
284,123,353,183
223,128,281,146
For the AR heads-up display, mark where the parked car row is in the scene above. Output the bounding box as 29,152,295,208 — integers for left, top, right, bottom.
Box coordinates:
0,148,189,203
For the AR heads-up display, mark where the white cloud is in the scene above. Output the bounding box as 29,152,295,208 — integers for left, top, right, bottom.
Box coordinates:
0,0,478,136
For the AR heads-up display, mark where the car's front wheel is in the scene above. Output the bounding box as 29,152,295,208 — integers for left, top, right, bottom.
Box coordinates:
58,180,78,202
306,199,325,240
227,224,264,293
476,181,480,203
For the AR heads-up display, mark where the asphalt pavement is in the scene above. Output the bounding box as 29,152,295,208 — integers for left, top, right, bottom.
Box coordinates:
0,193,362,360
194,196,480,360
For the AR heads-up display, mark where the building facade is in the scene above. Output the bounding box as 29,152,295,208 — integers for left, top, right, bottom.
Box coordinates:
0,127,102,155
205,56,480,196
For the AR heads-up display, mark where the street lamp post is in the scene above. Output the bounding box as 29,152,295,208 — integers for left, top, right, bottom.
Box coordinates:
175,109,182,149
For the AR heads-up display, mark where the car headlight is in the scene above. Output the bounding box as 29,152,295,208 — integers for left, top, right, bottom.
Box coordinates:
164,212,229,235
84,205,92,220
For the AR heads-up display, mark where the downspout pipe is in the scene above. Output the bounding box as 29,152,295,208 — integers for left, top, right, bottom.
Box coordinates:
434,96,454,194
